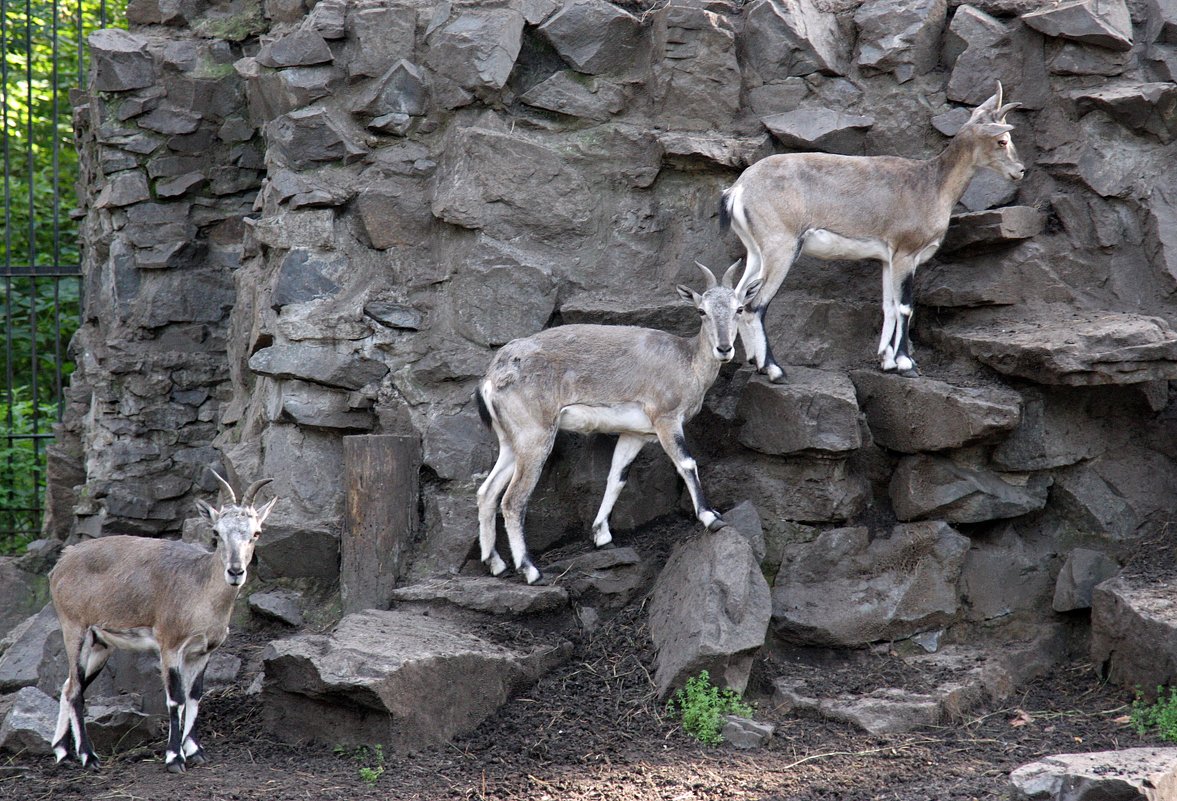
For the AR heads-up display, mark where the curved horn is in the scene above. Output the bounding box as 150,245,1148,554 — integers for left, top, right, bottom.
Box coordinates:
210,470,236,505
694,261,719,289
996,101,1022,120
242,478,274,507
721,260,742,289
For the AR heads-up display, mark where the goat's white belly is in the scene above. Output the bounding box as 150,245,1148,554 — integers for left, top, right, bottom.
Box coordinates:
94,626,159,653
559,403,655,435
802,229,892,262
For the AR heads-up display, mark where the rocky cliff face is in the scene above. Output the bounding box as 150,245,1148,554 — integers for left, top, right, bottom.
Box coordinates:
46,0,1177,683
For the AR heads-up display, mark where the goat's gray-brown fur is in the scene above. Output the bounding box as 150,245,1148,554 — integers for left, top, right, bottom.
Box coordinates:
49,473,276,773
476,262,760,584
721,83,1025,381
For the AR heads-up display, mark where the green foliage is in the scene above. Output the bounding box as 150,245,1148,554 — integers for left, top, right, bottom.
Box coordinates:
333,743,386,785
1,387,57,551
1131,686,1177,742
665,670,755,745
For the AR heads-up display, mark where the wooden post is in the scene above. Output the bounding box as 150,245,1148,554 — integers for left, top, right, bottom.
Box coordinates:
341,434,420,615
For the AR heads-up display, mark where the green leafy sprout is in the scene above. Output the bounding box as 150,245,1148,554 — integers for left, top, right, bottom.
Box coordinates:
1131,686,1177,742
665,669,755,745
334,743,386,785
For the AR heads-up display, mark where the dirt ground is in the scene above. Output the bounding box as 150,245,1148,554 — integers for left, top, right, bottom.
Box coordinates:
0,522,1165,801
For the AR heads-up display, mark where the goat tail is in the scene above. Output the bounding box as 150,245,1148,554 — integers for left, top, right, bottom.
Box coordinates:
475,383,494,429
718,187,734,233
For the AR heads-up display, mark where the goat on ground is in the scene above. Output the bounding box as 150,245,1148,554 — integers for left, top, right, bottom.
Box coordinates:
49,473,277,773
475,262,760,585
720,82,1025,381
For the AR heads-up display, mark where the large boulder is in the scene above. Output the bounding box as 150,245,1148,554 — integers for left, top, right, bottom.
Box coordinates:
850,371,1022,453
741,0,850,79
853,0,946,83
425,7,525,100
1010,747,1177,801
1022,0,1134,52
738,369,862,456
945,6,1048,109
771,522,970,646
261,609,571,750
1091,575,1177,692
536,0,643,75
648,528,771,696
650,3,740,129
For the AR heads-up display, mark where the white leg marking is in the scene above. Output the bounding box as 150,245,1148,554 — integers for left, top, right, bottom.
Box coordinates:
590,434,647,548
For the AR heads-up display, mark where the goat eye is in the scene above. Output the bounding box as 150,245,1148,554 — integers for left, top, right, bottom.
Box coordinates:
996,140,1007,148
697,309,706,317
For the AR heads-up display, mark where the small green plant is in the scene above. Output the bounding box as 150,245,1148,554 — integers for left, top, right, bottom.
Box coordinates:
665,669,755,745
334,743,386,785
1131,686,1177,742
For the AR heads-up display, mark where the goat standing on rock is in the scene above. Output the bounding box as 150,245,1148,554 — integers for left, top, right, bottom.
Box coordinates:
49,472,277,773
475,262,760,585
721,83,1025,381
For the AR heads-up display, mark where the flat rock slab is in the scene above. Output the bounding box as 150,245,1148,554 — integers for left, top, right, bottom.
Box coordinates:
261,609,572,750
543,548,647,608
761,108,874,154
941,206,1045,253
391,576,570,615
1091,575,1177,691
1010,746,1177,800
890,454,1051,524
773,640,1061,735
930,311,1177,385
1022,0,1134,52
738,369,861,456
772,522,969,646
851,371,1022,453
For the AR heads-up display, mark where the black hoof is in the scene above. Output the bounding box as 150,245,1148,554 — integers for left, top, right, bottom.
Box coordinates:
81,755,101,771
898,366,921,378
707,516,728,532
186,749,207,767
166,759,186,774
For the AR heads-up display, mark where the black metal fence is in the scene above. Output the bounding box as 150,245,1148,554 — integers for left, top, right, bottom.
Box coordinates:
1,0,120,550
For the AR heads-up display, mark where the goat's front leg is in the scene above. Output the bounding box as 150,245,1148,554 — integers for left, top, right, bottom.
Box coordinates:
654,420,724,531
590,433,650,548
162,653,191,773
180,652,211,766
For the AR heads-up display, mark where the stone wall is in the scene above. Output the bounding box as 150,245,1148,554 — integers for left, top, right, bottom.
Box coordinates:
52,0,1177,644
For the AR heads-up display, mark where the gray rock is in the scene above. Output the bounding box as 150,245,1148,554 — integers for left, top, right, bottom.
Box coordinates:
344,3,416,80
1009,747,1177,801
89,29,156,92
255,523,340,581
0,560,46,644
737,369,862,456
355,179,434,250
537,0,642,75
761,108,875,154
656,132,772,170
930,312,1177,385
0,606,60,694
706,453,870,524
250,589,305,626
853,0,946,83
94,170,150,209
1072,82,1177,143
267,107,366,170
0,686,57,755
889,455,1051,524
1051,463,1139,541
204,651,242,687
432,126,592,242
256,30,334,69
722,500,766,564
721,715,775,749
350,60,429,119
959,170,1020,212
1049,40,1131,76
990,388,1110,471
308,0,346,39
940,206,1046,253
449,260,556,348
1144,178,1177,289
850,370,1022,453
391,577,569,615
154,171,204,198
272,249,348,308
260,609,572,749
85,694,159,753
1091,575,1177,691
519,71,625,122
772,522,970,646
249,344,389,391
542,548,647,608
742,0,850,79
650,3,740,129
275,381,374,432
945,6,1049,109
1053,548,1119,612
137,104,202,136
426,8,524,99
775,680,942,734
959,523,1059,623
1023,0,1134,52
649,528,771,697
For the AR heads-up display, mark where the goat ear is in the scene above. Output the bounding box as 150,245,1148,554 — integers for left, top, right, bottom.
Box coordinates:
740,279,762,306
255,496,278,526
196,498,220,524
677,284,701,304
975,122,1014,137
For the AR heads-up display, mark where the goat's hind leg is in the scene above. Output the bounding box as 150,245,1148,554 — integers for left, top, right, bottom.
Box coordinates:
590,433,650,548
476,434,516,577
739,233,799,384
499,429,556,585
889,258,920,377
54,625,109,768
